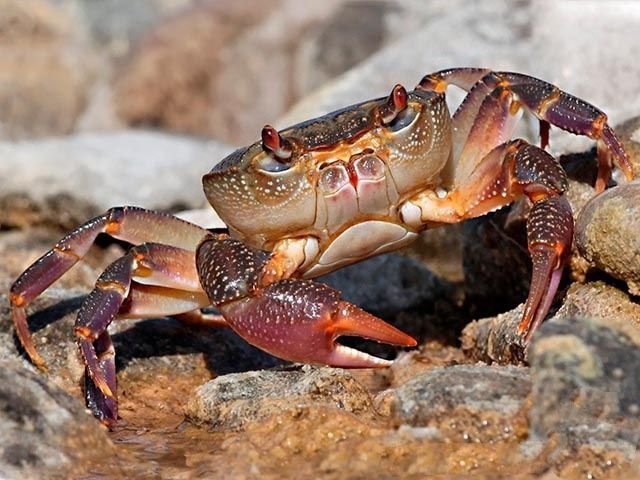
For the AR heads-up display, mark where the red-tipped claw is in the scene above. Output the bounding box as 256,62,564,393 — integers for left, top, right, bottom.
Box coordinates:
218,279,416,368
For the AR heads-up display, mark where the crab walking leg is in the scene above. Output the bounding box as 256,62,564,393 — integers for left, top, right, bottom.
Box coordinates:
10,206,208,367
83,331,117,425
75,243,212,423
404,140,573,341
417,68,634,190
496,71,633,190
519,196,573,342
197,237,417,368
418,68,493,164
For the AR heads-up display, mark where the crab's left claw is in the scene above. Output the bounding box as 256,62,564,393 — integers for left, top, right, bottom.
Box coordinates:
218,279,417,368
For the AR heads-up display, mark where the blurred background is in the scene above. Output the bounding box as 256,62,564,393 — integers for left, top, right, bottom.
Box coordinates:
0,0,639,219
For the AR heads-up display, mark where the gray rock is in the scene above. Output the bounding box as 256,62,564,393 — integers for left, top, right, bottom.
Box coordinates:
528,311,640,462
319,253,453,318
0,357,113,480
186,366,373,429
576,182,640,295
0,131,233,226
279,0,639,157
390,364,530,443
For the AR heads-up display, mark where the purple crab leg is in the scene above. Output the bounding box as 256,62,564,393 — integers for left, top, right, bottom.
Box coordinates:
519,195,573,342
75,242,213,424
10,207,208,368
417,68,634,190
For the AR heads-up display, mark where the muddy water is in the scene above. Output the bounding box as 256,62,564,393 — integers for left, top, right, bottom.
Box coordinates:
77,360,538,480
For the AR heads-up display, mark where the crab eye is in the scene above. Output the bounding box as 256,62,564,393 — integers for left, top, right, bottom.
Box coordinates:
378,84,418,133
257,153,292,173
387,106,418,132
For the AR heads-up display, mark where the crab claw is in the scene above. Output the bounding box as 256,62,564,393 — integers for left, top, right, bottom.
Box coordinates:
518,196,573,343
218,279,417,368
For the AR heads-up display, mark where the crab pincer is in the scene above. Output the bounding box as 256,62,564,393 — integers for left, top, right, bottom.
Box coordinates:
197,237,416,367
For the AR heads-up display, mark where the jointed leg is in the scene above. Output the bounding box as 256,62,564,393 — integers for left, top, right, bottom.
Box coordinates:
75,242,212,424
418,68,634,190
404,140,573,341
10,207,208,367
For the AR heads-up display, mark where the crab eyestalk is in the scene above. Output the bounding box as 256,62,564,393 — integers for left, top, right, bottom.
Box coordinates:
261,125,294,161
378,84,408,125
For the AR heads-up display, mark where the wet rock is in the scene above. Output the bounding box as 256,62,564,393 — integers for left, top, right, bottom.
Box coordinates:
186,366,373,430
0,357,114,480
0,0,94,139
576,183,640,295
0,131,233,227
528,311,640,471
390,364,530,443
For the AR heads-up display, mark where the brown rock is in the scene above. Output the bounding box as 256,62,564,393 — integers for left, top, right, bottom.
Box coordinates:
186,366,374,430
0,0,93,139
114,0,394,144
112,0,281,141
576,183,640,295
614,115,640,177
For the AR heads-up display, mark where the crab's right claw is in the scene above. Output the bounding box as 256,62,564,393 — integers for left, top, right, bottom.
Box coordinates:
518,196,574,344
218,279,417,368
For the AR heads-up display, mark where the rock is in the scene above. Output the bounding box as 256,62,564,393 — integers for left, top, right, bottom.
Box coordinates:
405,224,464,284
114,0,404,144
528,308,640,473
0,131,233,229
461,209,531,320
461,305,526,365
0,0,95,139
0,357,114,479
320,253,453,318
615,115,640,176
462,281,640,365
186,366,373,429
279,0,639,157
576,183,640,295
112,0,271,140
390,364,530,443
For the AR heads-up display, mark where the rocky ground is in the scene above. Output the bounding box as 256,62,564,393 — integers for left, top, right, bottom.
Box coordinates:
1,1,640,479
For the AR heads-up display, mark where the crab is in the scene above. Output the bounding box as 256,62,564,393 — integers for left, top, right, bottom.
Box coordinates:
9,67,634,426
